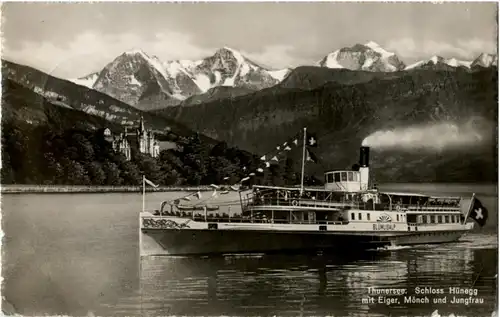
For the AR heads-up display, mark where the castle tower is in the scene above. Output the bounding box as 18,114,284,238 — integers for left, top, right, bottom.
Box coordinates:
149,131,155,156
137,116,146,154
138,116,145,134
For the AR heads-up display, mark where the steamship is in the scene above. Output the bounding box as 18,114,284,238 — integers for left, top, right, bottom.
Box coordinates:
139,146,485,256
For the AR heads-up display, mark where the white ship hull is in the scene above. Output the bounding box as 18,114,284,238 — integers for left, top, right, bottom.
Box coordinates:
139,214,473,256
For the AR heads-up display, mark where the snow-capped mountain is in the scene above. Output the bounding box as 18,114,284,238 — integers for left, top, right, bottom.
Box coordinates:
405,53,497,71
71,72,99,89
73,43,496,111
404,55,472,70
181,47,291,92
87,47,291,111
317,41,406,72
471,53,498,68
91,50,201,110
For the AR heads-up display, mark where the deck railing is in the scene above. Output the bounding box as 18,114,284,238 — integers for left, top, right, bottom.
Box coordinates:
241,196,461,212
150,212,350,225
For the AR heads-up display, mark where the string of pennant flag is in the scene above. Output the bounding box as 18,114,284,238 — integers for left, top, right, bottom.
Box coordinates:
258,130,318,165
142,128,321,208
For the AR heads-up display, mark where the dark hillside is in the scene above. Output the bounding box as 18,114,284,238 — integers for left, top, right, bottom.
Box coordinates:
157,68,497,183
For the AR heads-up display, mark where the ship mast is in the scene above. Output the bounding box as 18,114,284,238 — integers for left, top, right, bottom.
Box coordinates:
300,127,307,195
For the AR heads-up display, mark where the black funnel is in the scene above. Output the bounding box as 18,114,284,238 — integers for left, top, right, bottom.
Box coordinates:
359,146,370,167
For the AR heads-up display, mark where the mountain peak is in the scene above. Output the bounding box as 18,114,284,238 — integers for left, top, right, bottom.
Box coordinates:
221,46,239,52
364,41,381,49
429,55,444,64
471,52,498,68
319,42,404,72
124,49,149,58
214,47,246,64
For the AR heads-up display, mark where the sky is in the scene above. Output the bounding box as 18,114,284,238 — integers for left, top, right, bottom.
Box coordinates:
2,2,498,79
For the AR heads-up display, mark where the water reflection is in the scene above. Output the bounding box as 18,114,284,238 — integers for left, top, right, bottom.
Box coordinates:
135,238,497,317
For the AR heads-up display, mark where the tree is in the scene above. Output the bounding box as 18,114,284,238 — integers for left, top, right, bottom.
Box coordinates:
71,133,95,162
134,153,161,184
44,152,64,183
210,141,228,157
64,160,90,185
86,161,106,185
206,156,238,184
1,150,14,184
103,161,122,185
120,161,142,185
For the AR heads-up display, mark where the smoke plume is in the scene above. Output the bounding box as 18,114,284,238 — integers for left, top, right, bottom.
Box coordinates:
362,122,485,151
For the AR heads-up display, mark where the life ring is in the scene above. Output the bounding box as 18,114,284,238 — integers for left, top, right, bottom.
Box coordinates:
291,200,299,207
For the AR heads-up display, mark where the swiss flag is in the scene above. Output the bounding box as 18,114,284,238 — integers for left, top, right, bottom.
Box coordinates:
468,197,488,227
306,132,318,147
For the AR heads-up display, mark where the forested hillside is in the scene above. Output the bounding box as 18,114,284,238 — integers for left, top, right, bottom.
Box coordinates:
156,67,498,183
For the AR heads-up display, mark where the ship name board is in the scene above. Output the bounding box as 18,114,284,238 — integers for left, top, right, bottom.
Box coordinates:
373,223,396,231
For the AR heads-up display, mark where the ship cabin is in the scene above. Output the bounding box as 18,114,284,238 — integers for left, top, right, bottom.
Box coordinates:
238,186,465,227
324,169,368,192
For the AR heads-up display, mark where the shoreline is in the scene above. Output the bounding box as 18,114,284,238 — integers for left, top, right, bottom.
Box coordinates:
0,184,214,194
1,182,494,194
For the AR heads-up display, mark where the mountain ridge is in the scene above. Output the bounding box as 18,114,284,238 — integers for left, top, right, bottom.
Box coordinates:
68,42,496,110
85,47,290,111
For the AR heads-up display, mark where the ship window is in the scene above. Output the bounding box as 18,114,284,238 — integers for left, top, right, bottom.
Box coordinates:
367,213,370,220
358,213,362,220
304,213,309,221
444,215,449,223
397,214,399,221
335,173,340,182
351,213,355,220
327,173,334,183
348,172,354,181
341,172,347,182
354,173,359,182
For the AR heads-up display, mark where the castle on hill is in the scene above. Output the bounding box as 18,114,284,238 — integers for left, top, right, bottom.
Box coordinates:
102,116,160,160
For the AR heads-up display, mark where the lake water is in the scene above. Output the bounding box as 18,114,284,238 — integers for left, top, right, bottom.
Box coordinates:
2,183,497,317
